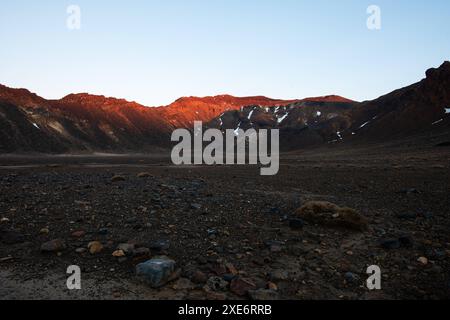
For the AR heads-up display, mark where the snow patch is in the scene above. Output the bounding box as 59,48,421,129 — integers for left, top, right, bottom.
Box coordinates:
432,119,443,125
32,123,40,130
234,122,242,136
248,108,255,120
445,108,450,114
316,111,322,117
358,121,371,129
277,113,289,124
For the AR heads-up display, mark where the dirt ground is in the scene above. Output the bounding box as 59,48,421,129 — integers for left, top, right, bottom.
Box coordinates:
0,143,449,300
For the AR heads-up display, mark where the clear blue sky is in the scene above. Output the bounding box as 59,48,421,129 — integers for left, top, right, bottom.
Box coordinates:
0,0,449,106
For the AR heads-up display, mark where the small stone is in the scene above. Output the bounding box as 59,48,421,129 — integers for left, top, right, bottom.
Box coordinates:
111,175,126,182
289,218,305,230
230,277,257,296
39,228,50,235
41,239,66,253
191,203,202,210
117,243,135,255
75,248,86,254
133,247,151,257
0,217,10,223
88,241,104,254
225,263,238,275
112,250,126,257
137,172,152,178
399,236,414,248
396,213,417,220
149,239,170,251
417,257,428,265
136,257,177,288
173,278,195,290
206,276,229,292
98,228,108,235
248,289,279,300
267,282,278,290
71,230,86,238
1,230,25,245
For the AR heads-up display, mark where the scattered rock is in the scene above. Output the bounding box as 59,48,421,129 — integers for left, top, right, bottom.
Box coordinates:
136,257,177,288
225,262,238,275
117,243,135,255
41,239,66,253
344,272,360,284
1,230,25,244
230,277,257,296
39,228,50,235
88,241,104,254
248,289,279,300
269,269,289,281
267,282,278,291
137,172,152,178
111,175,126,183
399,236,414,248
295,201,368,231
417,257,429,265
112,250,126,257
191,270,208,284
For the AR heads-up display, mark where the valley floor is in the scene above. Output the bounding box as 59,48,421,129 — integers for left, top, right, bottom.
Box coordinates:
0,143,449,300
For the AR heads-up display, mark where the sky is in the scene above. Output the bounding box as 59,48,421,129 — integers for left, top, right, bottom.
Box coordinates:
0,0,449,106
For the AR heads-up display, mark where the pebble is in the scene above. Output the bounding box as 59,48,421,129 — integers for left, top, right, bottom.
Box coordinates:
230,277,257,296
380,239,401,250
344,272,360,284
41,239,66,253
112,250,126,257
75,248,87,254
417,257,428,265
111,175,126,182
88,241,104,254
137,172,152,178
206,276,229,292
248,289,279,300
117,243,135,255
39,228,50,235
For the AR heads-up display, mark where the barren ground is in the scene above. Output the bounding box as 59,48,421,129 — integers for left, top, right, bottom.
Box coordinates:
0,143,449,300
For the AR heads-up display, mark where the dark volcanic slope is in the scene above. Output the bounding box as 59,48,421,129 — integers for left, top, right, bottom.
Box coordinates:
1,61,449,153
208,62,450,149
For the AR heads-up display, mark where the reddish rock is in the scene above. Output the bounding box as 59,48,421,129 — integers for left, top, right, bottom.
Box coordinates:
230,277,257,297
